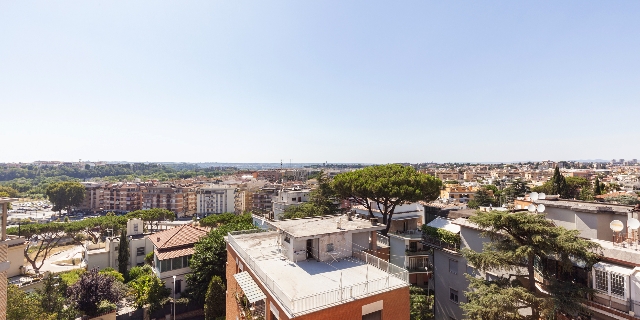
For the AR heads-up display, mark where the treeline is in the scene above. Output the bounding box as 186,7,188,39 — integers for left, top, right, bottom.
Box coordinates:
0,163,236,197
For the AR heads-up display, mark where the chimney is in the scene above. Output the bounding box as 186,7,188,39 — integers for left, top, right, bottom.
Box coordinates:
370,218,378,226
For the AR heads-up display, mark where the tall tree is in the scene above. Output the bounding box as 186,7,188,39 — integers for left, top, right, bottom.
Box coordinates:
204,276,226,320
118,230,130,275
551,167,567,197
594,177,602,195
185,220,255,304
45,181,85,215
461,211,601,319
332,164,442,235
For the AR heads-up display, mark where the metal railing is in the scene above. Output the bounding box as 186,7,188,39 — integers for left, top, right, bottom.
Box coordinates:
375,231,390,247
228,231,409,316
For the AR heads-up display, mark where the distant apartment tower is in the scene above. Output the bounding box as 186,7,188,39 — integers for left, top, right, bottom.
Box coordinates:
253,170,283,183
226,216,410,320
251,186,278,216
235,190,253,214
196,185,235,216
142,184,196,218
77,182,106,212
102,182,143,212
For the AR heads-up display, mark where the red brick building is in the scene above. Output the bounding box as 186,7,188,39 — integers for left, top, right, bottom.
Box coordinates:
226,216,411,320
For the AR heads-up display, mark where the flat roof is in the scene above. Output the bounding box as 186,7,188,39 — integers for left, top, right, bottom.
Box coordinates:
270,215,385,238
230,231,407,316
537,199,633,215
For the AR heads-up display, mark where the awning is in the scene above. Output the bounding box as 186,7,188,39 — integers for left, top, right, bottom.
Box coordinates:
426,217,461,234
233,271,266,303
390,214,423,221
593,262,634,276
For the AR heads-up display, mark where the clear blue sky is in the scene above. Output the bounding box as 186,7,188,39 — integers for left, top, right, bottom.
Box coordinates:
1,1,639,164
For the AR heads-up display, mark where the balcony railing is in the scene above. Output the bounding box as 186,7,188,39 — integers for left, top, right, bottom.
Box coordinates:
405,248,431,256
375,231,389,247
228,230,408,317
421,234,460,253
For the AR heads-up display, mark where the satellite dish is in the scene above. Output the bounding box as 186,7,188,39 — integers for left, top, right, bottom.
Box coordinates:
628,218,640,230
528,204,536,212
539,193,546,200
610,220,624,232
537,204,545,213
530,192,539,201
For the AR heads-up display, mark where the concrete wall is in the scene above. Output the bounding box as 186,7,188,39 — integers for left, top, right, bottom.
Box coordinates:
433,249,467,320
545,206,623,241
351,231,369,253
7,244,25,277
389,235,406,268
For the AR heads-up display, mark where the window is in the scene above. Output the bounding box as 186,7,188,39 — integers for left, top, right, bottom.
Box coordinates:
466,265,476,276
326,243,334,252
175,280,182,293
160,259,171,273
136,247,145,256
449,288,459,303
449,259,458,274
362,311,381,320
133,223,139,232
611,273,625,297
172,256,183,269
595,269,608,292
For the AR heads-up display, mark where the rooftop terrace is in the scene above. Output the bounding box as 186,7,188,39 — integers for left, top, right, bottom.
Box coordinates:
228,230,408,317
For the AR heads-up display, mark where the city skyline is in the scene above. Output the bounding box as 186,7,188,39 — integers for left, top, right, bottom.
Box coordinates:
2,1,640,163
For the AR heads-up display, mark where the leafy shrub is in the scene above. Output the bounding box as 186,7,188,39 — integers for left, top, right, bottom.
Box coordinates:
422,225,460,244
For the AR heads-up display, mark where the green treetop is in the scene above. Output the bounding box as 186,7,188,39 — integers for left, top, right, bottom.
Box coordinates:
461,210,601,319
332,164,442,235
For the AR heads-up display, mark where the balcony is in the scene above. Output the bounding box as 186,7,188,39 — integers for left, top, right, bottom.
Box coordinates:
405,248,431,256
421,234,460,253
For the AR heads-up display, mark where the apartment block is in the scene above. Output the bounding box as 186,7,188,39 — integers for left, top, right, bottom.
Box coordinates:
103,182,143,212
196,184,235,216
272,188,311,219
235,190,253,214
226,216,410,320
142,184,196,218
77,182,107,212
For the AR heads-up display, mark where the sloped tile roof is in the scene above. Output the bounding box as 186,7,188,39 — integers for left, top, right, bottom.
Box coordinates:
149,224,209,250
155,247,195,260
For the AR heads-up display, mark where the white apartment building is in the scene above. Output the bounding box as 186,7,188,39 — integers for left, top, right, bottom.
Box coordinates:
271,188,311,219
84,218,154,270
196,185,235,216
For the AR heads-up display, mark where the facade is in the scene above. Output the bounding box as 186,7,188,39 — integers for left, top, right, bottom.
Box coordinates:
150,224,208,296
226,216,410,320
1,197,20,319
439,185,492,204
84,219,154,270
353,202,431,287
252,186,279,216
103,182,143,212
271,188,311,219
428,198,640,320
235,190,253,214
77,182,107,212
196,185,235,216
142,184,196,217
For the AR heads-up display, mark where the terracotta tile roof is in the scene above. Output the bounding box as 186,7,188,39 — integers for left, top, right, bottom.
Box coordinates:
155,247,195,260
149,224,209,250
